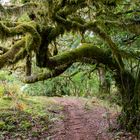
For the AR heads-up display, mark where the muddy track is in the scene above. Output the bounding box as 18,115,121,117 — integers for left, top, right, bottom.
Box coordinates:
49,98,114,140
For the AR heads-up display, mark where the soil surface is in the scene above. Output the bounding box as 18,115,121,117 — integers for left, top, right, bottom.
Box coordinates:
49,97,116,140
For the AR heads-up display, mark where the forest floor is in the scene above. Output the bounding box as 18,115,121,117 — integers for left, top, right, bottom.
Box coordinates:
49,97,114,140
0,96,137,140
48,97,137,140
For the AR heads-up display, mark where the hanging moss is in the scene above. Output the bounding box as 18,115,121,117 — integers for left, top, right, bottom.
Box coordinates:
0,21,41,49
0,39,25,68
0,21,41,70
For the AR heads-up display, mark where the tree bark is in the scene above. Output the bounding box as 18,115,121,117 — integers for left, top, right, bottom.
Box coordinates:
115,70,139,134
98,67,110,94
25,54,32,76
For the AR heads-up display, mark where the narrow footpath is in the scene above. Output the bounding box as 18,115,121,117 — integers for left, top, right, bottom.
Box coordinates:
49,97,115,140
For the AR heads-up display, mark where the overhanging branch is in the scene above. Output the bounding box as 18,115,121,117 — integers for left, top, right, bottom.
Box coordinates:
24,43,119,83
54,14,124,70
23,63,72,83
46,43,118,70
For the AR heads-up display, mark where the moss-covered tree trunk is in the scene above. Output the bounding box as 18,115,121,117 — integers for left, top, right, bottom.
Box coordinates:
115,70,139,134
98,67,111,94
25,54,32,76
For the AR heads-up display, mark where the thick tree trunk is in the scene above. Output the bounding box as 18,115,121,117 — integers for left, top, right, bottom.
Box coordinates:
115,71,139,134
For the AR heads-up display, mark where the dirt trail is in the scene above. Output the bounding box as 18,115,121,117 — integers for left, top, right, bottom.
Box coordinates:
49,97,115,140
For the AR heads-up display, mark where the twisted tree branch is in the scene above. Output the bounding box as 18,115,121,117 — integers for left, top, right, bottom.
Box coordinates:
23,63,72,83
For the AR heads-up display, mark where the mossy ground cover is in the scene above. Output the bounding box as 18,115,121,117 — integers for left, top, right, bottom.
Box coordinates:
0,96,64,139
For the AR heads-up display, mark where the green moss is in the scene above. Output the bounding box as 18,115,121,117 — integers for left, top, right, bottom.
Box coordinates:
0,38,25,68
48,43,117,69
0,121,5,129
13,48,27,64
0,21,42,69
0,21,41,47
25,33,33,52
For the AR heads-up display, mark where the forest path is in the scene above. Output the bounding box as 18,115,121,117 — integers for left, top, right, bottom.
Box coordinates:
49,97,115,140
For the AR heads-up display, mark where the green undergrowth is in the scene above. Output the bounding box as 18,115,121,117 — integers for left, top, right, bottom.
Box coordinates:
0,96,64,139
